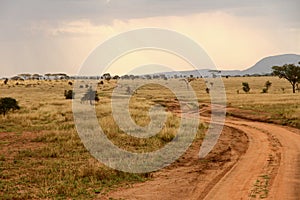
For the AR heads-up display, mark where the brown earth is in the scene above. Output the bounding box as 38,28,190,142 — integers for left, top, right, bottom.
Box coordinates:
0,131,47,159
101,107,300,200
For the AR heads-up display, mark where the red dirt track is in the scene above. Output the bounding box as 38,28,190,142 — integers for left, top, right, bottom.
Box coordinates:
101,108,300,200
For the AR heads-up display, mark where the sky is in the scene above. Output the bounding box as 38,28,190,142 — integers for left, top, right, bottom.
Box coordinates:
0,0,299,77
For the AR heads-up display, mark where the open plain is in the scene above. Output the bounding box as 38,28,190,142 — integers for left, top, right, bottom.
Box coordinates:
0,76,299,199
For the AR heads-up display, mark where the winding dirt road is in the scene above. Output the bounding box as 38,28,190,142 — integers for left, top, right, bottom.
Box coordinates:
102,112,300,200
202,119,300,200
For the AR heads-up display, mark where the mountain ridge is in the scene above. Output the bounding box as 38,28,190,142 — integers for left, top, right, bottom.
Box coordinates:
151,54,300,77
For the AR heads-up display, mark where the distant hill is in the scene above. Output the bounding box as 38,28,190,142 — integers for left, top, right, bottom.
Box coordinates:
241,54,300,75
148,54,300,78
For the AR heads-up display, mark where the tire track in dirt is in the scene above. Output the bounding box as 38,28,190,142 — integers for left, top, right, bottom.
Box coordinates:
202,118,300,200
200,119,278,199
243,122,300,200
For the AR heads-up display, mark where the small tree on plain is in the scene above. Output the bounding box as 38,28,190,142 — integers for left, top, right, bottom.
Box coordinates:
0,97,20,116
205,87,210,94
262,80,272,93
265,81,272,90
4,78,8,85
242,82,250,93
64,90,74,99
81,88,100,105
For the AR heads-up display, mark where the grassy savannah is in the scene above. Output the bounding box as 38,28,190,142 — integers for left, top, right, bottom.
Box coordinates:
0,76,299,199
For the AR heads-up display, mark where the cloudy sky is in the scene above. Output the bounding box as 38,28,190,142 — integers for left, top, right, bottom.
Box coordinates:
0,0,299,76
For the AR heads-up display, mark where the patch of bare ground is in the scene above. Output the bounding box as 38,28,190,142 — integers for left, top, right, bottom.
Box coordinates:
0,131,47,159
100,124,249,200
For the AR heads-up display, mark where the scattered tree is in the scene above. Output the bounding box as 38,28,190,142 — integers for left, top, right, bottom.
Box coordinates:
262,80,272,93
144,75,152,80
209,70,221,78
98,81,104,86
113,75,120,80
272,63,300,93
265,80,272,90
81,88,100,105
242,82,250,93
261,88,268,93
64,90,74,99
180,78,195,89
103,73,111,81
4,78,8,85
205,87,210,94
0,97,20,116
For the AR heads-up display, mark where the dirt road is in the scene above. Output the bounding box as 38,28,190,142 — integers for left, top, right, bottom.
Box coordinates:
102,114,300,200
202,119,300,200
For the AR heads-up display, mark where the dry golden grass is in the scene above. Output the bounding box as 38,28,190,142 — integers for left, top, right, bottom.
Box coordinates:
187,76,300,127
0,80,150,199
0,76,299,199
223,77,300,127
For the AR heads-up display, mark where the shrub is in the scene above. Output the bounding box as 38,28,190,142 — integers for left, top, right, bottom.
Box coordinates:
64,90,75,99
261,81,272,93
265,81,272,89
242,82,250,93
0,97,20,116
261,88,268,93
4,78,8,85
205,88,210,94
81,88,100,105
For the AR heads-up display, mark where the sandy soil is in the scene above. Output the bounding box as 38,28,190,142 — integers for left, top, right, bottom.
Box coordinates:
101,107,300,200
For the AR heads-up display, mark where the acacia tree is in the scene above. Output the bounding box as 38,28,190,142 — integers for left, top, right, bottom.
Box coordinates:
102,73,111,81
81,88,100,105
272,63,300,93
